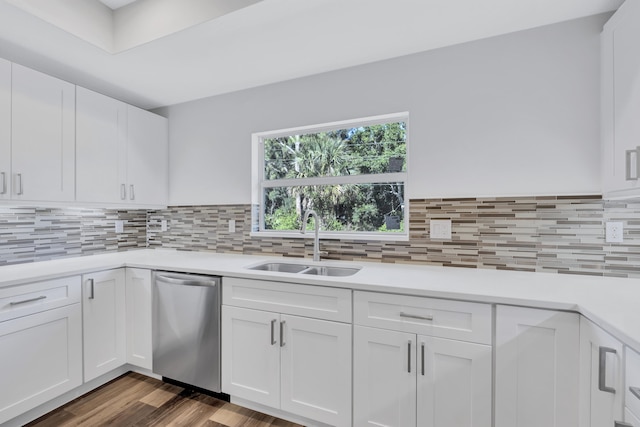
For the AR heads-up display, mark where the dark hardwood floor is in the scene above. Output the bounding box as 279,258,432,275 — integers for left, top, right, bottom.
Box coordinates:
26,372,304,427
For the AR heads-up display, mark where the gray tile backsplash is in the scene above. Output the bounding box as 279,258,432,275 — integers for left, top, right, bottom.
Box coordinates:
0,207,146,265
3,196,640,278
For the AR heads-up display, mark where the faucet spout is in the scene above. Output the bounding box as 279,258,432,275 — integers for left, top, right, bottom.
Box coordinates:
301,209,321,262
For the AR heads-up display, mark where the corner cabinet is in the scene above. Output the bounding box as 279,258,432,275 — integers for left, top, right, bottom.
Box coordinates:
11,64,75,202
0,58,9,201
221,277,352,427
602,0,640,199
352,291,492,427
125,268,153,370
76,87,168,207
495,305,580,427
579,317,624,427
82,269,126,382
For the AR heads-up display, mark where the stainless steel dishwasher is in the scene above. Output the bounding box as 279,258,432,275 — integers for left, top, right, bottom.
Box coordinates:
152,271,221,392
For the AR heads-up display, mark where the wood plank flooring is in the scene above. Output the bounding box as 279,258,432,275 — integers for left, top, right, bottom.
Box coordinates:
26,372,304,427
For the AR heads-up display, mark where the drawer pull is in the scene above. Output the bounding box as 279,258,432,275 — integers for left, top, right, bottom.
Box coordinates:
270,319,277,345
630,386,640,401
88,278,95,300
615,422,632,427
599,346,617,394
10,295,46,306
280,321,286,347
400,312,434,321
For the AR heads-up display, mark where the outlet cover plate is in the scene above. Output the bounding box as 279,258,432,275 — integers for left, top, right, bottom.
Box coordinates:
115,220,124,233
606,221,624,243
430,219,452,240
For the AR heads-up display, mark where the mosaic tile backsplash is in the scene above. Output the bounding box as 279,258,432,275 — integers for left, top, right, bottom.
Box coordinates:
147,196,640,278
0,207,146,265
2,196,640,278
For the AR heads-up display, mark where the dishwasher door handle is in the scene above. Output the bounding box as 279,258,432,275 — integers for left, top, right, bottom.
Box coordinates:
155,275,218,287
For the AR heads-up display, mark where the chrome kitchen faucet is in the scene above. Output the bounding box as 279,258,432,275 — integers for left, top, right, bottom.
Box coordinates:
301,209,321,262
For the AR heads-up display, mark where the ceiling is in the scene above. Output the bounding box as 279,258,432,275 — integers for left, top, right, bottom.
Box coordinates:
0,0,624,110
99,0,137,10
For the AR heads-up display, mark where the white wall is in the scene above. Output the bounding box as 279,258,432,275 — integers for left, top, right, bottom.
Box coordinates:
162,14,606,206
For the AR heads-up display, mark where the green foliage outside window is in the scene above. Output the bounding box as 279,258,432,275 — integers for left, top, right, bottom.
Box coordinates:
262,121,406,233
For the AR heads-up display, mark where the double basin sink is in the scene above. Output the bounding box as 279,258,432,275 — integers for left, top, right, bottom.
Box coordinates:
248,261,361,277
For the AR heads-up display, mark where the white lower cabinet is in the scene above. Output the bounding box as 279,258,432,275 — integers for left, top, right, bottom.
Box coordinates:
495,305,580,427
579,317,624,427
125,268,152,370
0,277,82,425
82,269,126,382
625,347,640,427
353,291,492,427
222,305,352,427
221,277,352,427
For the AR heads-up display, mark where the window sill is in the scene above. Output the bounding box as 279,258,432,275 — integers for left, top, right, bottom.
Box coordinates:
249,230,409,242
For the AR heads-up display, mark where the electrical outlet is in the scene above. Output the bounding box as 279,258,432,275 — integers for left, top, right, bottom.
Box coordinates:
161,219,168,232
606,221,624,243
228,219,236,233
115,220,124,233
430,219,452,240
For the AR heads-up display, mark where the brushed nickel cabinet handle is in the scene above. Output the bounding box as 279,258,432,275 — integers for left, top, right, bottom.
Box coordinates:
121,184,126,200
408,341,412,373
614,422,632,427
421,342,425,376
88,278,95,300
400,312,434,321
130,184,135,200
626,147,640,181
10,295,46,305
16,173,23,195
271,319,277,345
280,321,286,347
0,172,5,194
599,346,617,394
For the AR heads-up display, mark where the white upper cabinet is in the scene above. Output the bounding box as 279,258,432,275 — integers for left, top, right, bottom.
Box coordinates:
76,87,127,204
0,59,9,201
602,0,640,198
76,87,168,207
11,64,75,202
126,105,168,206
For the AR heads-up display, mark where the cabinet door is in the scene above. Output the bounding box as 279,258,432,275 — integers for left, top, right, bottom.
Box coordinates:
417,336,492,427
495,306,579,427
125,268,152,370
126,105,168,206
83,269,126,382
353,325,416,427
0,304,82,425
0,58,9,201
76,87,127,204
602,0,640,198
579,317,624,427
280,315,352,427
221,306,280,408
11,64,75,202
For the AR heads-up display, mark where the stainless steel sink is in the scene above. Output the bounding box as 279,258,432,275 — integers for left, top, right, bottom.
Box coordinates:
247,262,361,277
300,266,361,277
248,262,309,273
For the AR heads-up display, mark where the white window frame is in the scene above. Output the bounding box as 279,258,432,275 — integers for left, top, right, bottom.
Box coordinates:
251,112,409,241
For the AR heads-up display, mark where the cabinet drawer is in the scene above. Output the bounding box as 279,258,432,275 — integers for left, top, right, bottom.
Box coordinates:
354,291,491,344
626,346,640,418
0,276,81,323
223,277,351,322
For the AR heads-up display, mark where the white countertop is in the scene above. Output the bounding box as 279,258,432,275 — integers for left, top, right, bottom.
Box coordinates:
2,248,639,353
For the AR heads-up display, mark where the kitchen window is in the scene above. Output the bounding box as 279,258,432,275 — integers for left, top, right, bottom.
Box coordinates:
251,112,408,240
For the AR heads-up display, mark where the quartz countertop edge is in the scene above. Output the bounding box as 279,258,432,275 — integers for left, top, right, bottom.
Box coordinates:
1,248,639,355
